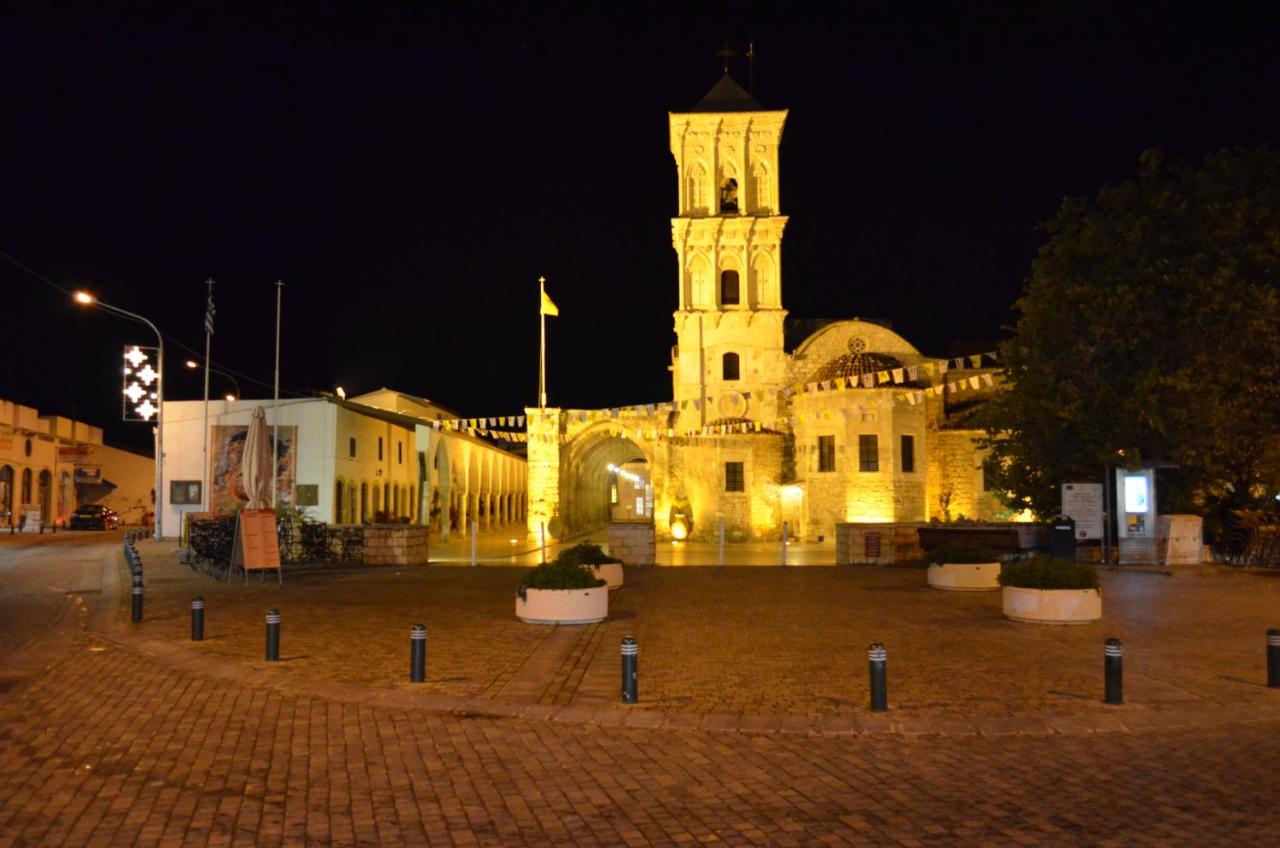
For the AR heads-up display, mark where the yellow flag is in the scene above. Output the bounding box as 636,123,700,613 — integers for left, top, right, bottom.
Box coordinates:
540,289,559,316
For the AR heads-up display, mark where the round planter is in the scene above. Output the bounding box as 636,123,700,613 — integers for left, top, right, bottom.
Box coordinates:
592,562,624,589
927,562,1001,591
516,586,608,625
1002,586,1101,624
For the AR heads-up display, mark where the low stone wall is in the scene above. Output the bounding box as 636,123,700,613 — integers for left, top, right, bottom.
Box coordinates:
835,522,925,565
608,521,655,566
363,525,429,566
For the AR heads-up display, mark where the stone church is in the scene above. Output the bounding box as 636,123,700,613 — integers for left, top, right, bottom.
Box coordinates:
526,73,1004,543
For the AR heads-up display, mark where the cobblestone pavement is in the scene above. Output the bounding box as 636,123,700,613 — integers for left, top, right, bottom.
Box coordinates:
127,539,1280,721
1,538,1279,845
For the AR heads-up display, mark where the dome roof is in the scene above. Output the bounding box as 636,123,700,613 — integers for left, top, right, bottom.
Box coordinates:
808,351,906,383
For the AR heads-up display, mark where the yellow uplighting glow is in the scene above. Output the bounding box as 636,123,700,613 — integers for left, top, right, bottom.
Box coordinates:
670,515,690,540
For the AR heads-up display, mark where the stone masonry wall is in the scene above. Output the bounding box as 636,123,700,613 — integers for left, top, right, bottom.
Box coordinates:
835,522,925,565
608,521,656,565
362,525,429,566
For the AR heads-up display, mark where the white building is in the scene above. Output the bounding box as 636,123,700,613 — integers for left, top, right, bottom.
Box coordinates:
160,391,527,540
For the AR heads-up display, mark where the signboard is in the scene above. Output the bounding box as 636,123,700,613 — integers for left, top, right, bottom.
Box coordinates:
232,509,282,576
1061,483,1103,540
21,509,42,533
209,424,297,514
1115,467,1157,539
74,466,103,484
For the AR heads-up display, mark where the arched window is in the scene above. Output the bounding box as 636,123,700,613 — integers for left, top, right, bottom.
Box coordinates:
21,468,32,504
719,177,739,212
720,270,740,305
360,483,368,522
723,352,741,381
752,159,771,212
335,481,344,523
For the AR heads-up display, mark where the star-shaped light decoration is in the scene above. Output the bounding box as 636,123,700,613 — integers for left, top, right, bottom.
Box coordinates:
136,364,158,385
124,382,146,404
124,346,147,367
135,400,157,421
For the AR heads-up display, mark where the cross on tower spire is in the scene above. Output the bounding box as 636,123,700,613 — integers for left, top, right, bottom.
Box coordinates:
716,42,735,75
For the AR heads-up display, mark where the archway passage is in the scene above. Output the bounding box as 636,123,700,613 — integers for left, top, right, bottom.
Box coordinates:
561,435,647,536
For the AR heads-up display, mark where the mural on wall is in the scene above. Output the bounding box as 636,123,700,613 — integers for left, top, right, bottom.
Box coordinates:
209,425,296,514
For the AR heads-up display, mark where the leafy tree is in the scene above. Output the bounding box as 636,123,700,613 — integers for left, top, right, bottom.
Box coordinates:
984,146,1280,531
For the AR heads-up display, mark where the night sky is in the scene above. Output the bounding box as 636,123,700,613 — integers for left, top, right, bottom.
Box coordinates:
5,4,1279,454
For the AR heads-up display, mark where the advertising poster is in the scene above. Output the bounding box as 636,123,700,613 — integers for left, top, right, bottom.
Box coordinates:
209,424,297,514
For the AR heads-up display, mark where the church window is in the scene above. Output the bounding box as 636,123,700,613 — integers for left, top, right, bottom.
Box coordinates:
349,437,356,458
360,483,368,522
725,461,745,492
858,435,879,472
398,441,403,464
335,482,344,523
719,177,739,213
720,270,740,305
818,436,836,472
378,437,384,461
722,352,740,381
688,164,707,212
752,160,771,211
901,435,915,473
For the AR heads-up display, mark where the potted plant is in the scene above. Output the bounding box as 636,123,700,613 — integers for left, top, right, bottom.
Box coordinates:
555,542,625,588
998,556,1101,624
924,541,1001,591
516,559,608,625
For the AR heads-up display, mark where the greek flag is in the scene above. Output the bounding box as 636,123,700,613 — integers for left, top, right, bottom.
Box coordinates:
205,292,215,335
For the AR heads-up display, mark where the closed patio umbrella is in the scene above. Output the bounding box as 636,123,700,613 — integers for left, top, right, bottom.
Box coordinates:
242,406,274,510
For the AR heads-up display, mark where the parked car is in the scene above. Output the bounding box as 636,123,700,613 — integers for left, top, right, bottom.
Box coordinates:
69,504,120,530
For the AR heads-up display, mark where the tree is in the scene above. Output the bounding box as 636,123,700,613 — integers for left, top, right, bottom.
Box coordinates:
984,146,1280,530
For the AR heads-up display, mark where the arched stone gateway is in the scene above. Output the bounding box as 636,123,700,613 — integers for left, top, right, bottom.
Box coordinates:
560,431,648,535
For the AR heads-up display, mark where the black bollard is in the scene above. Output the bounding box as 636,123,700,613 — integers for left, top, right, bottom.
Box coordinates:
1104,638,1123,705
191,597,205,641
621,636,638,704
131,583,143,623
265,609,281,662
869,643,888,712
410,624,427,683
1268,629,1280,689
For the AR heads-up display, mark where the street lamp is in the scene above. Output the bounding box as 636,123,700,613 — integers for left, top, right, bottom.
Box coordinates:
73,290,166,541
185,359,241,400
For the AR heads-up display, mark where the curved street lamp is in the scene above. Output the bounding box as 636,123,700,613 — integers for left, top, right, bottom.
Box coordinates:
73,290,166,541
185,359,241,400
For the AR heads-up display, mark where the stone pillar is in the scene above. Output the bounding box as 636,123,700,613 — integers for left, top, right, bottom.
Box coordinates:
526,407,562,536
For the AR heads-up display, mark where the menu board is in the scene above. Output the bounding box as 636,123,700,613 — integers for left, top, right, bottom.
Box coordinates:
232,509,282,573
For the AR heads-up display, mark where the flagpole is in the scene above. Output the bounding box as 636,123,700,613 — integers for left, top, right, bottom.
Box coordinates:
202,278,214,514
538,275,547,408
272,279,283,510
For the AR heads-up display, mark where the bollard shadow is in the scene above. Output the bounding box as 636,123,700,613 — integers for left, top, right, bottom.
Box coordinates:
609,610,637,621
1216,674,1269,688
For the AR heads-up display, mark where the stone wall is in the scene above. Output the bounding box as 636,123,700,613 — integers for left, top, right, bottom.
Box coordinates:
926,429,1001,522
835,522,925,565
608,521,656,565
362,525,429,566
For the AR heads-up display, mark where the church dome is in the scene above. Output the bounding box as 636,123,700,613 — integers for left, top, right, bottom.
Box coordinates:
802,336,930,387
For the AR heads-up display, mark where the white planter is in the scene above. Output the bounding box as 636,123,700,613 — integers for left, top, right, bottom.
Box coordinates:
1002,586,1102,624
927,562,1001,591
516,586,608,625
592,562,624,588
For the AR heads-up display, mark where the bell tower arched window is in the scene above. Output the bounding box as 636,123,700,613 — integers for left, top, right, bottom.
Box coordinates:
720,270,740,306
722,352,740,381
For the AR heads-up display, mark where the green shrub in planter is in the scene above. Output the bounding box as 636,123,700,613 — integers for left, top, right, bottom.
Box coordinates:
998,555,1099,590
517,560,606,601
553,542,623,567
923,541,998,565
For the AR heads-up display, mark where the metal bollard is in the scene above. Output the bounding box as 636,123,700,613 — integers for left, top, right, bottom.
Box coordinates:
265,609,281,662
869,642,888,712
131,582,143,623
410,624,427,683
1104,638,1123,705
1268,629,1280,689
621,636,638,704
191,597,205,641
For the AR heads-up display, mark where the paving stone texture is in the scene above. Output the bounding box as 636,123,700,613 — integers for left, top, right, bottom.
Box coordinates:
0,533,1278,845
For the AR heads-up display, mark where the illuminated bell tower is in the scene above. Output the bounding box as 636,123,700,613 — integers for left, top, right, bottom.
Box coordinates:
669,70,788,432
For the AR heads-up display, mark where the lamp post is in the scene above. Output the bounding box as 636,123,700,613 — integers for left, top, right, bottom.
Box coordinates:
185,359,241,400
74,291,166,541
